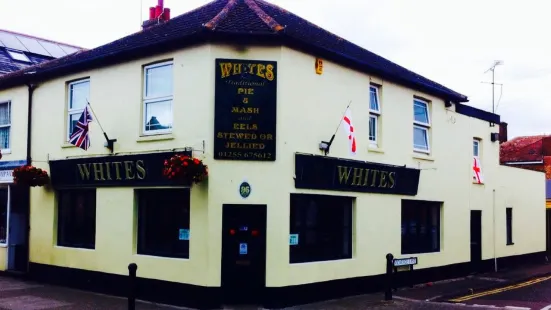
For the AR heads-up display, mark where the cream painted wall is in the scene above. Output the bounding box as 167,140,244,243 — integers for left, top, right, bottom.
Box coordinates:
10,42,543,288
0,85,29,161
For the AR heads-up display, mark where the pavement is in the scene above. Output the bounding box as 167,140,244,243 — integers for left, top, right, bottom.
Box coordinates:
1,262,551,309
0,276,182,310
284,261,551,310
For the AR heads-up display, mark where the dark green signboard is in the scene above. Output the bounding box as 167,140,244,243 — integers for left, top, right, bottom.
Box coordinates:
213,58,277,161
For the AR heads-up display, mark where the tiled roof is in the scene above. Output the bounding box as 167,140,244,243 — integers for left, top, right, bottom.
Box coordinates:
0,29,83,75
0,47,53,75
0,0,468,103
500,135,547,163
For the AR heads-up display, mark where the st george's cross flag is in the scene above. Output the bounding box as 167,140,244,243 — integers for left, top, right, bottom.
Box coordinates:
472,156,484,184
69,104,93,151
342,107,357,155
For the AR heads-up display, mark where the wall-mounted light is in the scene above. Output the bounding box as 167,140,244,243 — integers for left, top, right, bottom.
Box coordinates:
445,100,452,108
319,135,335,156
490,132,499,142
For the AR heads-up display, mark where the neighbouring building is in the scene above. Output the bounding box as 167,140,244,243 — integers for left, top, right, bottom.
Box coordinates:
0,29,82,75
0,0,545,308
499,128,551,260
0,30,82,276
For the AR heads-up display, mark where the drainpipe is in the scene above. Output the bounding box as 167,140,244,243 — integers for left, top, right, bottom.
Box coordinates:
25,83,37,165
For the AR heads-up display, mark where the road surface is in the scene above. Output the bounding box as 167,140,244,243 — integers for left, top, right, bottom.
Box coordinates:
446,274,551,309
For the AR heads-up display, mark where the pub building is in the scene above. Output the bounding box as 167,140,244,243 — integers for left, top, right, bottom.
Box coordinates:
0,0,546,309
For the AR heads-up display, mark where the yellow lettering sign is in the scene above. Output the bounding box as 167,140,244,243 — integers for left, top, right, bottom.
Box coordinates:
93,163,106,181
219,62,275,81
232,107,260,114
76,160,147,182
335,166,397,189
233,123,258,130
77,164,92,180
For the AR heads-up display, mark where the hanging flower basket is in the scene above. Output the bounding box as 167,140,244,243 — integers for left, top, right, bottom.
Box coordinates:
12,165,50,187
163,154,208,185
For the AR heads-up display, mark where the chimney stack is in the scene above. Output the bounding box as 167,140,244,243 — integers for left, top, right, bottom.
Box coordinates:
499,122,508,143
142,0,171,30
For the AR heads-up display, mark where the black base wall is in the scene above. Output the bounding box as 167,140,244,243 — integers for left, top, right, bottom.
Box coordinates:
26,251,547,309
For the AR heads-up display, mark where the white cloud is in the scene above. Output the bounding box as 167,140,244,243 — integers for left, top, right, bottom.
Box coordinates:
1,0,548,139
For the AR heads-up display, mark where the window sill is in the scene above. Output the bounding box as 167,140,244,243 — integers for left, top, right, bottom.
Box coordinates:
54,245,95,251
368,146,384,154
0,243,7,248
61,143,76,149
137,134,175,143
0,149,11,155
135,253,189,260
412,152,434,162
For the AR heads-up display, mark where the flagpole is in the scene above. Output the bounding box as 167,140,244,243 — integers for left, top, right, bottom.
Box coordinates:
320,100,352,155
86,100,117,153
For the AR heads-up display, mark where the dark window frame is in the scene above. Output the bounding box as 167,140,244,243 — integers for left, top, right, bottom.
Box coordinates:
136,188,190,259
289,193,353,264
57,189,97,249
401,199,441,255
506,207,513,245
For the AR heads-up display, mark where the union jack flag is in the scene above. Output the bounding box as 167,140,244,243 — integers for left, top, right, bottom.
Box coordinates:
69,104,93,150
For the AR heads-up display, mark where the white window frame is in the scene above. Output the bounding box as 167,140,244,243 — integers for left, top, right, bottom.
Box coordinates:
67,79,90,141
369,85,381,147
0,101,11,153
6,49,30,63
413,98,431,153
142,61,174,136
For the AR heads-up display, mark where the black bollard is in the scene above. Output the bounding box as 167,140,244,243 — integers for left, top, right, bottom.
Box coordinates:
128,263,138,310
385,253,394,301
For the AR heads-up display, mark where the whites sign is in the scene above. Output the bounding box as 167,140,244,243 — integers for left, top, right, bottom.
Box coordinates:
393,257,418,267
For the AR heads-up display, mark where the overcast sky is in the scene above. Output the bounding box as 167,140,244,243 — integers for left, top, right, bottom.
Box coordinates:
1,0,548,140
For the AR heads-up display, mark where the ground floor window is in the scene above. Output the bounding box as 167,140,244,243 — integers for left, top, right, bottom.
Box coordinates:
57,189,96,249
401,199,441,254
289,193,353,263
137,188,190,259
0,187,8,244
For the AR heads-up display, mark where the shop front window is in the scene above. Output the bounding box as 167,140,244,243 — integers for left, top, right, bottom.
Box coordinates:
289,193,353,263
137,188,190,259
57,189,97,249
401,199,441,254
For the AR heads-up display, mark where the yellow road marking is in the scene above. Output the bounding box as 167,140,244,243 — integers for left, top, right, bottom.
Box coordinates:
449,275,551,302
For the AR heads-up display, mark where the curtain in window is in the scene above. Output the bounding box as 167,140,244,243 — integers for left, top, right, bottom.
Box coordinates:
0,103,10,149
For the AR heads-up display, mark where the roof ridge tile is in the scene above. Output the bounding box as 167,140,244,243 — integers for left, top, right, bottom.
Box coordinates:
203,0,239,30
244,0,285,32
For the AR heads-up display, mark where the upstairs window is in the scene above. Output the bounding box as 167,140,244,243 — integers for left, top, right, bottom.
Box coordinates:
369,85,381,147
413,98,431,153
6,50,30,63
67,79,90,141
473,139,480,157
143,61,173,134
0,101,11,151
